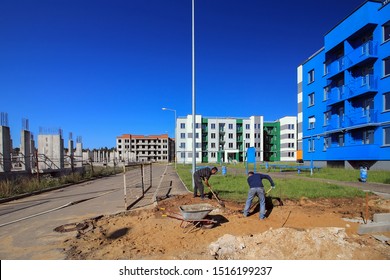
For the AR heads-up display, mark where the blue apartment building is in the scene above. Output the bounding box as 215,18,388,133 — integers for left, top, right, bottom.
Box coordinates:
297,0,390,170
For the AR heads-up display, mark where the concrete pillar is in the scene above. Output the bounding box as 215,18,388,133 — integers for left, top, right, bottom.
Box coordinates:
20,130,32,172
75,142,83,167
38,134,64,170
30,136,36,170
68,139,74,167
0,126,12,172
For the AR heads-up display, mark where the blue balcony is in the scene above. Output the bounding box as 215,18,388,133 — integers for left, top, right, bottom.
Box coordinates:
348,74,378,98
325,57,350,78
346,41,378,69
324,144,380,160
326,85,346,105
325,116,346,131
345,109,378,127
325,109,378,132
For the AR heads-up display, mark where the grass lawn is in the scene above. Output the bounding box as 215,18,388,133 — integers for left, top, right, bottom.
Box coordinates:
176,164,370,202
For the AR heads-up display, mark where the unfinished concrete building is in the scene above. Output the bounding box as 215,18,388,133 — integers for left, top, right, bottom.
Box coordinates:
116,133,174,163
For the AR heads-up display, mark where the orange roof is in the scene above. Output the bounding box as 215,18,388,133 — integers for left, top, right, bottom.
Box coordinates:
117,133,169,139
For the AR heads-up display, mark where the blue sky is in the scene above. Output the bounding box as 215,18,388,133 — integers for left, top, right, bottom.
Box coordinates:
0,0,364,149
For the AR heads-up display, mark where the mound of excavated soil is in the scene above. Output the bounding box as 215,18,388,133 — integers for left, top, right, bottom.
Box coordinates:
63,194,390,260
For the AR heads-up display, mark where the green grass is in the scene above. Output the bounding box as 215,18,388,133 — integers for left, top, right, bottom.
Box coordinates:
0,165,122,199
198,162,390,184
176,164,368,201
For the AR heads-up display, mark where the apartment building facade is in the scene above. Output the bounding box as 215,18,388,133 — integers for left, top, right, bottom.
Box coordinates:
176,115,297,164
298,0,390,169
263,116,297,162
116,134,174,163
177,115,264,164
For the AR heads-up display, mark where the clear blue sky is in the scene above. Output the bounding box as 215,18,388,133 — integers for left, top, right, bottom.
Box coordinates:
0,0,364,149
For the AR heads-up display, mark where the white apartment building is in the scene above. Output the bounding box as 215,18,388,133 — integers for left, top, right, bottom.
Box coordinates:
278,116,298,162
176,115,264,164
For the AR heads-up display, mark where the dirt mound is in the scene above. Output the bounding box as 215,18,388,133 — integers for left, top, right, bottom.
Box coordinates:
62,194,390,260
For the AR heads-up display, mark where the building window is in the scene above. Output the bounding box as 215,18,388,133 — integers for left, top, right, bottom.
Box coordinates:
384,92,390,112
323,86,330,101
228,133,233,139
308,69,315,83
211,143,216,148
383,21,390,43
363,98,374,117
338,134,344,147
180,143,185,148
211,133,216,139
384,127,390,146
211,152,216,158
228,124,233,129
245,124,250,129
323,137,331,151
180,123,185,129
246,133,250,138
308,139,315,152
180,133,185,139
308,92,315,106
363,129,374,144
211,124,216,129
324,111,331,126
384,57,390,77
228,143,233,148
308,116,315,129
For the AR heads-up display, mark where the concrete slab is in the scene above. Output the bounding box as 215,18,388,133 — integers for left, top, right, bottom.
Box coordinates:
357,222,390,234
373,213,390,223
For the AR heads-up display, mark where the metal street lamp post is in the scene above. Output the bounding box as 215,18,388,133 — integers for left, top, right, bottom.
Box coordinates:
191,0,196,189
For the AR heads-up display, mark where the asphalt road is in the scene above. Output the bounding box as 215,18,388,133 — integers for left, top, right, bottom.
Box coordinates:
0,163,186,260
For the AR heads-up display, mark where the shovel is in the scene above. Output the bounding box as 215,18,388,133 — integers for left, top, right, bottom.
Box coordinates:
206,182,225,208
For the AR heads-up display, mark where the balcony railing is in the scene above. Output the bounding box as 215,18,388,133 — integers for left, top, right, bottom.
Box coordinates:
348,74,378,98
325,40,377,78
326,85,345,105
346,109,378,127
325,57,350,78
347,41,378,69
325,109,378,131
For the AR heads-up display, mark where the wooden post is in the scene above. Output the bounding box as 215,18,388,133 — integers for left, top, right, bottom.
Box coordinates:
123,164,127,210
35,150,40,184
365,192,369,224
141,164,145,196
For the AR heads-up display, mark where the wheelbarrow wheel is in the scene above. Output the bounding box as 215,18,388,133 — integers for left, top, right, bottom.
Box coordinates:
201,220,216,229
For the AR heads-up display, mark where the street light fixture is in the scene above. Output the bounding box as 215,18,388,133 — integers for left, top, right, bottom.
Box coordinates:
162,107,177,169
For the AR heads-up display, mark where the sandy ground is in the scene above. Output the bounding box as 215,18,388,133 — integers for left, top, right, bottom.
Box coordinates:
62,193,390,260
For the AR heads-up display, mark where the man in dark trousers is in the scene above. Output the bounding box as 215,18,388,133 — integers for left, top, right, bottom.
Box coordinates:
243,171,275,219
193,166,218,199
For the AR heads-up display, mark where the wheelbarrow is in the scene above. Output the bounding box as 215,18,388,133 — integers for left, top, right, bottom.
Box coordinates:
162,203,217,233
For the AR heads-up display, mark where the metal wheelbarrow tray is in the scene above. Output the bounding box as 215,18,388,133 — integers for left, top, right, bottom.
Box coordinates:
179,203,214,220
164,203,217,233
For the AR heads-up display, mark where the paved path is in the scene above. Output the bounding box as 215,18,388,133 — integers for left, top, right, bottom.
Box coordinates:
0,163,188,260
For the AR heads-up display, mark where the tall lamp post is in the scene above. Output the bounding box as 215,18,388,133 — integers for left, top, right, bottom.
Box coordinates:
162,107,177,169
191,0,196,189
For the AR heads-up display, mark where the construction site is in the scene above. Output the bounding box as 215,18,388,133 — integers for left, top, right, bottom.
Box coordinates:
0,112,119,181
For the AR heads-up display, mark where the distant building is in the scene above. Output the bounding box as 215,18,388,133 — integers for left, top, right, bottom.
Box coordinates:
264,116,297,162
297,0,390,169
116,134,174,163
176,115,297,164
